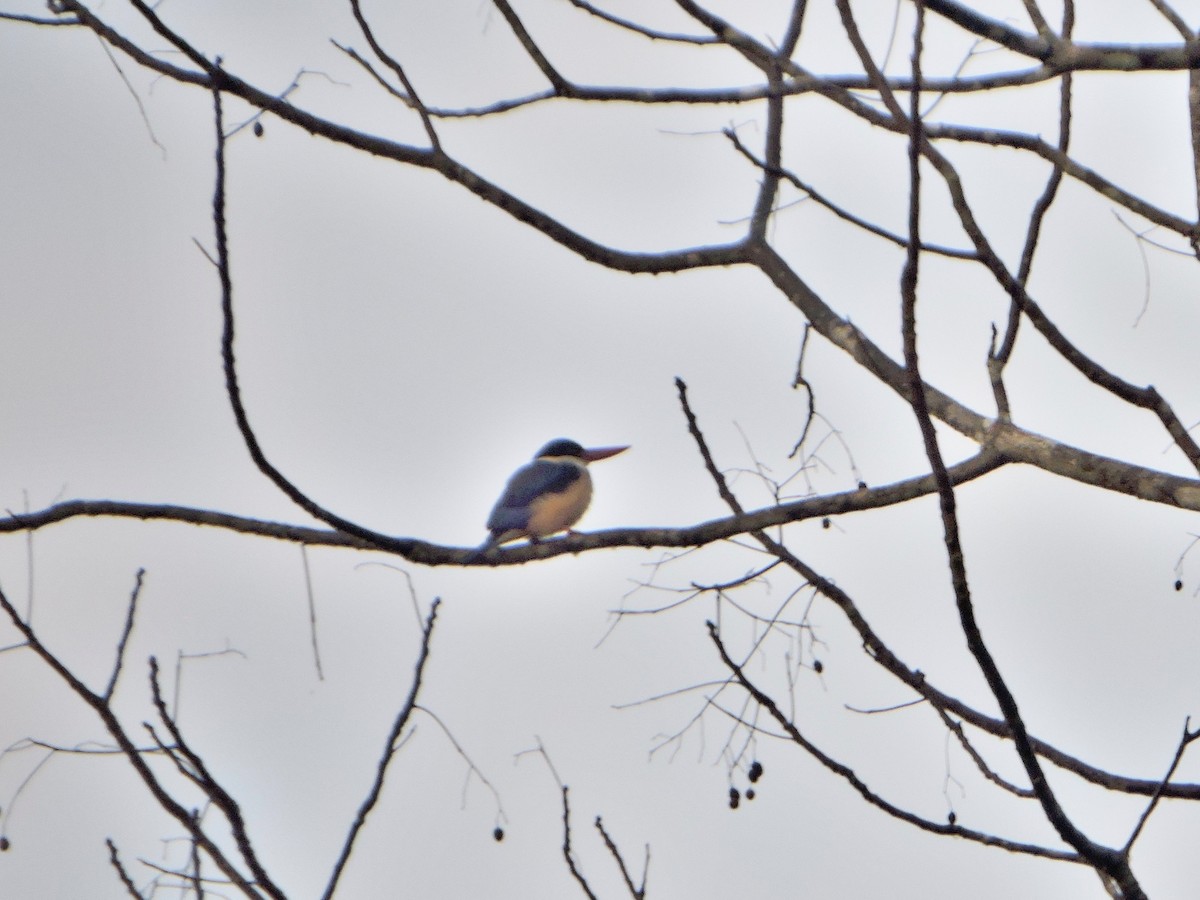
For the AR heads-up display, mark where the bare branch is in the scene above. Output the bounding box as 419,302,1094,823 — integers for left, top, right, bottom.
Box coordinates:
706,622,1080,862
722,125,977,259
145,658,285,899
561,785,599,900
923,0,1053,59
299,546,324,682
899,11,1143,893
0,586,269,898
1020,0,1056,43
104,568,146,702
106,838,144,899
1123,719,1200,852
991,0,1075,406
595,816,647,900
0,10,79,26
932,707,1035,799
564,0,717,44
675,379,1200,806
347,0,440,149
492,0,570,92
321,599,441,900
413,705,506,822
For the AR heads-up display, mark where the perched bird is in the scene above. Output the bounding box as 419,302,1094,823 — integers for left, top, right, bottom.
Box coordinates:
478,438,629,554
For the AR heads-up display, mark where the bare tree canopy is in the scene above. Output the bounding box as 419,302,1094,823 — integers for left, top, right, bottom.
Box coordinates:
2,1,1199,898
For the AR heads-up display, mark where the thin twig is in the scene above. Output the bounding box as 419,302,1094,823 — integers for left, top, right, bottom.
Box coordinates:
146,658,286,899
106,838,144,899
299,546,324,681
595,816,647,899
705,622,1079,861
104,568,146,701
0,585,267,898
1123,718,1200,852
347,0,440,149
321,599,441,900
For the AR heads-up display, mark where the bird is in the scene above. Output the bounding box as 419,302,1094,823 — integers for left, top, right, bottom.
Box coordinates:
476,438,629,555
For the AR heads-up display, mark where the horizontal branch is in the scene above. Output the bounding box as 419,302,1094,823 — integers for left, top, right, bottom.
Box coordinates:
926,0,1200,71
989,422,1200,506
41,0,750,277
1,457,999,562
6,432,1200,567
29,2,1200,244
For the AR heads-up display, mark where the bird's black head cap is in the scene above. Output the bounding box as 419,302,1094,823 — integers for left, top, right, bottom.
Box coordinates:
535,438,585,459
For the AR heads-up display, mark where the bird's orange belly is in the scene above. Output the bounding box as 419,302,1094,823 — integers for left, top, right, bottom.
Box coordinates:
525,475,593,537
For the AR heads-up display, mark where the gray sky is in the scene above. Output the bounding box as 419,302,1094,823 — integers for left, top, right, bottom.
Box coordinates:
2,1,1199,897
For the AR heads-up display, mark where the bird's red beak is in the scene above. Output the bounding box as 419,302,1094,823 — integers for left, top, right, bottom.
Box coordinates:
581,445,630,463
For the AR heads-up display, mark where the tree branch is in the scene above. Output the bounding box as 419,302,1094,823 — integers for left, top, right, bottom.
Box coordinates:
321,598,440,900
0,586,270,898
706,622,1080,862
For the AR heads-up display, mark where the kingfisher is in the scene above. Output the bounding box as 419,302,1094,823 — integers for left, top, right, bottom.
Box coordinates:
477,438,629,554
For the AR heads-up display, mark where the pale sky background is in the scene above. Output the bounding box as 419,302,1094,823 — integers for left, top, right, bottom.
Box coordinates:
2,1,1200,897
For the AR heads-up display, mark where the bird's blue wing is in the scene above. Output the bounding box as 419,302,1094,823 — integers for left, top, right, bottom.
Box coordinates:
487,459,582,531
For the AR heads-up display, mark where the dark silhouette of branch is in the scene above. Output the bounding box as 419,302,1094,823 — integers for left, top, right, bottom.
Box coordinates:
106,838,143,899
1123,718,1200,853
331,39,411,104
21,3,1200,491
321,598,440,900
299,546,324,681
0,585,270,898
1020,0,1055,42
1146,0,1193,38
208,86,422,557
145,658,286,899
347,0,440,149
828,3,1200,478
924,0,1054,59
188,813,205,899
705,621,1079,862
103,568,146,702
564,0,718,45
723,126,978,260
864,8,1144,891
413,705,506,823
595,816,647,900
0,447,1040,563
1,500,377,547
931,706,1035,800
789,325,817,454
561,784,599,900
0,9,78,25
675,378,1200,806
991,1,1075,416
34,1,748,274
522,741,649,899
492,0,570,93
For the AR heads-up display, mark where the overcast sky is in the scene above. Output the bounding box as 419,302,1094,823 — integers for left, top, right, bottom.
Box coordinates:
2,1,1200,897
